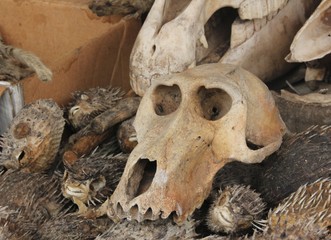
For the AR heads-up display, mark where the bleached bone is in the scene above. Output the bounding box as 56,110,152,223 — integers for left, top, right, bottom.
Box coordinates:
130,0,318,96
110,63,286,224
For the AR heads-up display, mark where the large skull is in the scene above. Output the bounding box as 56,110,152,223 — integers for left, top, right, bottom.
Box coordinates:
110,63,286,223
130,0,319,96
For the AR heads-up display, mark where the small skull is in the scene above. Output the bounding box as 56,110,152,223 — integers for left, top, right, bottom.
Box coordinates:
110,63,286,223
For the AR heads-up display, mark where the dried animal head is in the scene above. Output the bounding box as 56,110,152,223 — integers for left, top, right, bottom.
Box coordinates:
130,0,318,96
0,35,52,82
207,185,266,234
62,141,127,215
110,63,286,223
0,99,65,173
68,87,124,130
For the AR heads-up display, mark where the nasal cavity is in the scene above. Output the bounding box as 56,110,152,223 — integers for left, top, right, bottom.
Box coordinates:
126,159,157,200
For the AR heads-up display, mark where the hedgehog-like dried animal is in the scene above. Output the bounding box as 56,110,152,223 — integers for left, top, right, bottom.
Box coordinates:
0,35,52,82
0,99,65,173
89,0,154,18
67,86,125,130
62,140,127,217
0,170,74,239
258,178,331,239
207,185,266,234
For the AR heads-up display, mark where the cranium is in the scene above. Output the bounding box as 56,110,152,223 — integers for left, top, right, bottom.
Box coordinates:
130,0,319,96
110,63,286,223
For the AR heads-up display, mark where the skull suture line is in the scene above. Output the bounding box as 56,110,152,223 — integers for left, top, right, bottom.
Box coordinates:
110,63,286,223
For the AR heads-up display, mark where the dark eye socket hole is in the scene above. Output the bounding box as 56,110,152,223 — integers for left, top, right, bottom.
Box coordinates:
198,87,232,121
153,84,182,116
18,151,25,162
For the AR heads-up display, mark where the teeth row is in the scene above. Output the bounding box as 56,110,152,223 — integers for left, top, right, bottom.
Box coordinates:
231,2,285,48
112,202,174,222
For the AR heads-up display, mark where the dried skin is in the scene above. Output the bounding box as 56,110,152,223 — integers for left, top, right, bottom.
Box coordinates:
63,96,140,164
207,185,266,234
35,215,112,240
0,171,73,239
95,218,198,240
89,0,154,17
62,140,127,217
67,87,125,131
0,99,65,173
0,35,52,82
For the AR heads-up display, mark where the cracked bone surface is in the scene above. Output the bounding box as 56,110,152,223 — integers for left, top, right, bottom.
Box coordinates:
110,63,286,223
130,0,319,96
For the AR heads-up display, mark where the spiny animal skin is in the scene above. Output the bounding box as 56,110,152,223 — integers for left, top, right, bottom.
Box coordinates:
197,180,330,240
0,99,65,173
197,125,330,237
62,140,128,217
95,218,198,240
89,0,154,18
206,185,266,234
0,170,74,239
0,35,52,82
67,86,125,130
34,214,112,240
213,125,331,207
262,178,331,239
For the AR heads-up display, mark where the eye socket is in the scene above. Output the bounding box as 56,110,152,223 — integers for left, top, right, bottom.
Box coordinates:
153,85,182,116
198,87,232,121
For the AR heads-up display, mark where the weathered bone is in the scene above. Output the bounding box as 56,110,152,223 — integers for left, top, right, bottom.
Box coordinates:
130,0,318,96
286,0,331,62
110,63,286,223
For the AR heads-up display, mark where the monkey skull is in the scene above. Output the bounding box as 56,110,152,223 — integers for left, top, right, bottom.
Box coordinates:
110,63,286,223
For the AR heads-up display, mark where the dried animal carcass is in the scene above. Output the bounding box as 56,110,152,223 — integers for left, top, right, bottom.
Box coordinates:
0,35,52,82
129,0,320,96
0,171,73,239
203,125,330,235
34,214,113,240
0,99,65,173
110,63,286,223
67,86,125,131
256,178,331,239
62,140,128,218
206,185,266,234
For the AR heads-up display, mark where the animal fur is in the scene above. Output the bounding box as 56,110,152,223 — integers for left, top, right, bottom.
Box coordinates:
0,35,52,82
89,0,154,18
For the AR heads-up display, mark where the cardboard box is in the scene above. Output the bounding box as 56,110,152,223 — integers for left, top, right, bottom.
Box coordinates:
0,0,141,134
